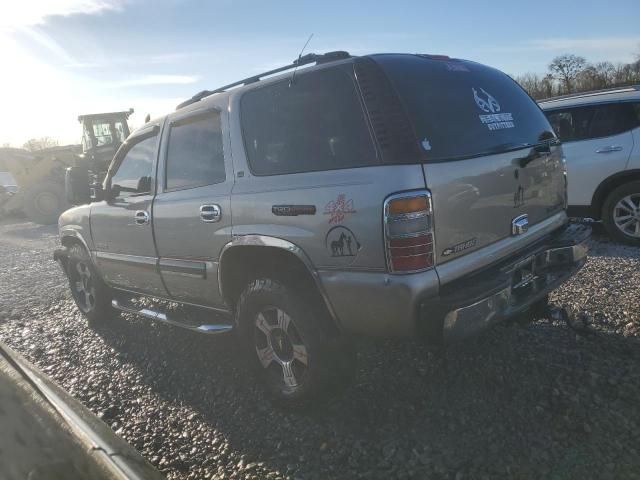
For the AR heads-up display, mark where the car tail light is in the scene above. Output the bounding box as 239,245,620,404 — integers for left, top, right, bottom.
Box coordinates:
384,191,435,273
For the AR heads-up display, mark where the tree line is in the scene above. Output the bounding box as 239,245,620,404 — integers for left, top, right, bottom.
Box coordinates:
514,49,640,100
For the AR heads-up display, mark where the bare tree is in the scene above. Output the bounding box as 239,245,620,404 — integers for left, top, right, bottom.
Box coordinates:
514,72,543,99
515,52,640,100
22,137,59,152
549,54,587,93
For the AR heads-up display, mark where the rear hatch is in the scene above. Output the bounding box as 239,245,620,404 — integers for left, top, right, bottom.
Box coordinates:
375,54,566,263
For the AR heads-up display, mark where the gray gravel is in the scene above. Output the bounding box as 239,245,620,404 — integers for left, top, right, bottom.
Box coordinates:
1,219,639,480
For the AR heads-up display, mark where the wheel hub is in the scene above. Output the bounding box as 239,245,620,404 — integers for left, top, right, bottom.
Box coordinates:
270,328,293,361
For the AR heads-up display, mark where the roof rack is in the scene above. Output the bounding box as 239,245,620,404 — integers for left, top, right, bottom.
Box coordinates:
175,51,351,110
539,85,640,103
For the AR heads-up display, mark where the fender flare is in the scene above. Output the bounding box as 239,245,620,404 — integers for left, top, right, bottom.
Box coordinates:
217,235,340,327
59,227,92,254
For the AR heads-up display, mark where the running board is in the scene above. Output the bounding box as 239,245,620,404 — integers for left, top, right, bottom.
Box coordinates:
111,299,233,335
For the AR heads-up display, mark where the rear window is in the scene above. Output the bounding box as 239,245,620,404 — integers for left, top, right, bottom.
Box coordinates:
240,67,377,176
375,55,555,162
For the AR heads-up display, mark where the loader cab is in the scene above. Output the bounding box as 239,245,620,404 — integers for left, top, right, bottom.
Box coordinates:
78,109,133,173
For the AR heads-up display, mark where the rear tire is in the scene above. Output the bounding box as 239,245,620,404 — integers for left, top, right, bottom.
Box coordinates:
66,244,113,325
235,278,354,407
22,182,69,225
602,181,640,246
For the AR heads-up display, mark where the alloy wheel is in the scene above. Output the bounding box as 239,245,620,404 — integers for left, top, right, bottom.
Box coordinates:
613,194,640,238
71,260,96,312
253,306,309,389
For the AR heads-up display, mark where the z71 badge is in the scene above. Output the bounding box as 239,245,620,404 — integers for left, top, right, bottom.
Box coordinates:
442,238,477,257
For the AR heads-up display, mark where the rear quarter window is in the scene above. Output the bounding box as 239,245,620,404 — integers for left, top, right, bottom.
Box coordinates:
375,55,555,162
240,67,378,176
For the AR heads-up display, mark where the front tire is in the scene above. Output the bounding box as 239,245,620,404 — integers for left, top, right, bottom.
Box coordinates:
235,278,353,407
66,244,113,325
602,181,640,246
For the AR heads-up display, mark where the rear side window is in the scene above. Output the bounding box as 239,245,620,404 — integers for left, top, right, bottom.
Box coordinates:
110,135,157,197
165,112,225,190
546,103,639,142
375,55,555,162
240,67,377,175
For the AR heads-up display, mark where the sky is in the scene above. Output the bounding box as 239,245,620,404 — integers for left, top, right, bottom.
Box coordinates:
1,0,639,147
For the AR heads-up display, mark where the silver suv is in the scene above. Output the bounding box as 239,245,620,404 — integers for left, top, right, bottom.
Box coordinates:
56,51,590,405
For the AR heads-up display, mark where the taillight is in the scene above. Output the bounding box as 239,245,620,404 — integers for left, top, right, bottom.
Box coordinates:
384,191,435,273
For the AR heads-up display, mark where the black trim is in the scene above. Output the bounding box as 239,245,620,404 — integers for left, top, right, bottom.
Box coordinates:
159,258,207,279
353,57,423,164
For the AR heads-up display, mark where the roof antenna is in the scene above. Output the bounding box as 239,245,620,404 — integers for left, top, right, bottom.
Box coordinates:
289,33,313,88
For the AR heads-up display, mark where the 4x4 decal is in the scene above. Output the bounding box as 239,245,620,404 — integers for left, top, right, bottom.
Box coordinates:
324,194,356,224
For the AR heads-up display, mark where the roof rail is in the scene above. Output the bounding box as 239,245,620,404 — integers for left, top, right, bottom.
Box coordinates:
175,51,351,110
539,85,640,103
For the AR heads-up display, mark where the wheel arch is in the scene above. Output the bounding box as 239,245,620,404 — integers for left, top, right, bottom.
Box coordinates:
591,169,640,218
60,229,92,253
218,235,341,333
56,231,93,273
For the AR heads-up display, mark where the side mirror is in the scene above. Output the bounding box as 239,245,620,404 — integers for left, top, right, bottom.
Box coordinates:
65,166,91,205
108,184,121,201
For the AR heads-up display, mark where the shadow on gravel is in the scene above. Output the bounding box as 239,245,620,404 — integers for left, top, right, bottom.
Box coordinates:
90,310,640,479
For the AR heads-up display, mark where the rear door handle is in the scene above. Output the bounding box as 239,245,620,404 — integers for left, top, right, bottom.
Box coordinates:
200,204,221,223
596,145,623,153
134,210,150,225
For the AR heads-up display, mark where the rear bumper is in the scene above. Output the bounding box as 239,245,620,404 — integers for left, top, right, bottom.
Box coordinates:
437,223,590,342
319,223,591,341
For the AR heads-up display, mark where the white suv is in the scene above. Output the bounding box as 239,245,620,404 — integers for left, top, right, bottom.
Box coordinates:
540,86,640,245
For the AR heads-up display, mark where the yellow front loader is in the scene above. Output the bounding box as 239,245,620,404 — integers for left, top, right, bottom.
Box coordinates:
0,109,132,224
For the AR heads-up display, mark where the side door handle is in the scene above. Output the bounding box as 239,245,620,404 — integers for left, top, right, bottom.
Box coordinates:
134,210,150,225
596,145,623,153
200,204,222,223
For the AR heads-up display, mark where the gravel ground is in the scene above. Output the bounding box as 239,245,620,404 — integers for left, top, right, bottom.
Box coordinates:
1,219,639,480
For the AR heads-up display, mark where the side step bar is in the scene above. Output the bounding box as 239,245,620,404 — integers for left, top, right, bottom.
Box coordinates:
111,299,233,335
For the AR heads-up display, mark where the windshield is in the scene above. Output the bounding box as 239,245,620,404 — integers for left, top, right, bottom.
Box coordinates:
92,122,114,146
376,55,556,162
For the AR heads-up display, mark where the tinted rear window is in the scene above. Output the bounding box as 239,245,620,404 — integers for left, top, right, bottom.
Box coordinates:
375,55,555,162
240,67,377,176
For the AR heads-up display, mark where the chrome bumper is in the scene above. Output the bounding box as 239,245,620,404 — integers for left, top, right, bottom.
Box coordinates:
439,225,590,342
